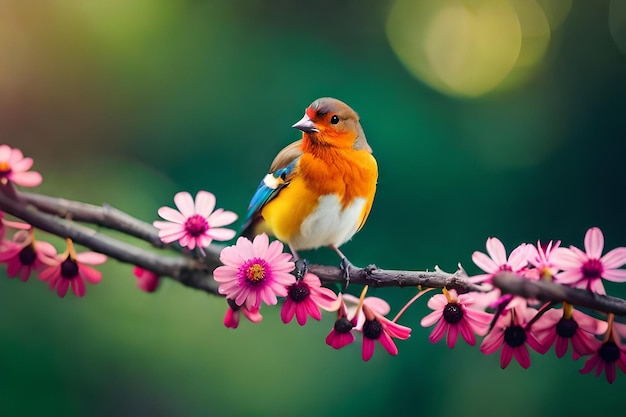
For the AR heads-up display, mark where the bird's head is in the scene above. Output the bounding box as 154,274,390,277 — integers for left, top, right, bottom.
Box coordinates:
292,97,372,153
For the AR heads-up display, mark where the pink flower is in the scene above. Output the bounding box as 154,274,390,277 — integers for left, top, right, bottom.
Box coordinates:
470,238,530,283
360,303,411,361
0,230,57,282
224,298,263,329
133,266,160,293
532,305,607,359
480,305,544,369
524,240,562,280
0,145,42,187
580,321,626,384
213,234,295,310
153,191,237,253
39,239,107,297
550,227,626,295
325,293,390,350
326,294,356,349
281,272,338,325
343,293,390,331
421,289,493,348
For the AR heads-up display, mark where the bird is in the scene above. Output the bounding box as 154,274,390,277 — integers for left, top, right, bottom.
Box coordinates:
241,97,377,277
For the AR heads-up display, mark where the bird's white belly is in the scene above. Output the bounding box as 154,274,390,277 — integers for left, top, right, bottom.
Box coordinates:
291,194,366,250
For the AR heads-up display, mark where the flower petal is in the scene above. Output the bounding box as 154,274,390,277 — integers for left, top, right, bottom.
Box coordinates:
584,227,604,259
173,191,195,217
194,191,216,217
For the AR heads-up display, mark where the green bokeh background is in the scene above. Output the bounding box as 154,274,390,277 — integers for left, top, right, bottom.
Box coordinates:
2,1,626,416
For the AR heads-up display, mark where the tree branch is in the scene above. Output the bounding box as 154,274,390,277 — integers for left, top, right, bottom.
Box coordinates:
493,272,626,315
2,188,626,316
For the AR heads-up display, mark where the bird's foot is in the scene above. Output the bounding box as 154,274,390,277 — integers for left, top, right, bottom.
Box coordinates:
340,257,353,289
294,258,308,280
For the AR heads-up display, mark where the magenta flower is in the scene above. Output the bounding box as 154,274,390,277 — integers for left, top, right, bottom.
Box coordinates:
550,227,626,294
0,145,42,187
133,266,160,293
153,191,238,253
343,293,390,331
532,305,607,359
580,320,626,384
39,239,107,297
360,303,411,361
480,305,544,369
281,272,338,326
213,233,295,310
421,288,493,348
470,238,530,283
224,299,262,329
0,230,57,282
524,240,562,280
326,294,357,349
325,293,390,350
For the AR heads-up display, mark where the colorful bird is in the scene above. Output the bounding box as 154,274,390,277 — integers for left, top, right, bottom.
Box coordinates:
242,97,377,275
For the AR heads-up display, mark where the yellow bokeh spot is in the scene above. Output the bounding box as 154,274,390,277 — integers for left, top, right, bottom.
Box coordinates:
387,0,559,97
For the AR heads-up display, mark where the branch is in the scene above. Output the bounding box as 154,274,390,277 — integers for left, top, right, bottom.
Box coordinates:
3,188,626,316
493,272,626,316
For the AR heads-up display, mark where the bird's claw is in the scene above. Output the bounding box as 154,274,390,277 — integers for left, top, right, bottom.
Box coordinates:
340,257,352,289
294,258,308,280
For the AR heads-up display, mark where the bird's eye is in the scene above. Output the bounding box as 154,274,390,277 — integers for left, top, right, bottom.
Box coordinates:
330,115,339,124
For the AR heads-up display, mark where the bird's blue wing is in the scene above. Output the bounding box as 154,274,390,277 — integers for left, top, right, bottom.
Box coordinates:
241,157,299,235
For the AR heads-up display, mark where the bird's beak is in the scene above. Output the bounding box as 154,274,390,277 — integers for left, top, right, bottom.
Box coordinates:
292,114,319,133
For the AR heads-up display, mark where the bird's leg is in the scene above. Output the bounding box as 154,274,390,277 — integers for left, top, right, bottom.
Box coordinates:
330,245,352,288
289,243,307,280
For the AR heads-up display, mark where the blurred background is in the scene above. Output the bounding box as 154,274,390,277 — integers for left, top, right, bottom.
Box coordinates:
1,0,626,415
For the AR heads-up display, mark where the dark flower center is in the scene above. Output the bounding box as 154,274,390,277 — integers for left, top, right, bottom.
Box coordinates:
443,303,464,324
504,325,527,348
288,282,310,302
60,257,79,279
363,319,383,340
333,317,353,334
499,264,513,272
18,245,37,266
184,214,209,237
582,259,603,280
555,317,579,338
598,341,620,363
227,298,240,311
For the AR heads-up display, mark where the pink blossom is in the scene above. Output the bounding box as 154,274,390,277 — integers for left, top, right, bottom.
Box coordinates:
343,293,390,331
281,272,338,326
153,191,237,254
532,305,607,359
470,238,530,283
421,289,493,348
326,294,356,349
0,144,42,187
325,293,390,351
0,211,30,241
580,321,626,384
224,298,262,329
39,239,107,297
480,305,544,369
360,303,411,361
524,240,562,280
133,266,160,293
0,230,56,282
213,234,295,310
550,227,626,294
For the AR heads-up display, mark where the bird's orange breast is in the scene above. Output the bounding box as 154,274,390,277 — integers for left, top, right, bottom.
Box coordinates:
261,147,377,247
